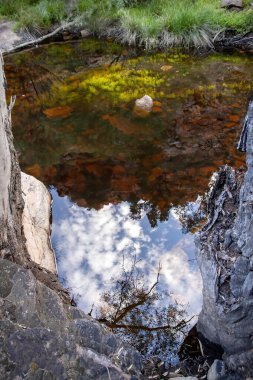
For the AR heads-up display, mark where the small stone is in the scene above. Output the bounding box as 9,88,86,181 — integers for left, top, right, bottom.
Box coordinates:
80,29,91,38
220,0,243,9
207,359,226,380
135,95,153,112
161,65,173,72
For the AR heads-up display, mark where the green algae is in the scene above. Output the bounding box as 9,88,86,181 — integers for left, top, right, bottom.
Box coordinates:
50,64,165,105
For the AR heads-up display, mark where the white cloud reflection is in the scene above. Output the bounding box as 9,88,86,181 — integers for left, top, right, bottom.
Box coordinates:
51,189,202,317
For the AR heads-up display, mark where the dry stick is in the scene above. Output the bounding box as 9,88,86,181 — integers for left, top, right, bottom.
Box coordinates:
4,21,77,55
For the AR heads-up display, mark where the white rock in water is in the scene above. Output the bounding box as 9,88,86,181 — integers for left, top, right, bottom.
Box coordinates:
21,172,57,274
135,95,153,111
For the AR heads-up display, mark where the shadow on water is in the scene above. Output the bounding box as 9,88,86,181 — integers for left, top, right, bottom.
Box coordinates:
4,38,252,362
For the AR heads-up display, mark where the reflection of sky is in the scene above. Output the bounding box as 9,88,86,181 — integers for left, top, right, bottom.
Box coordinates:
51,188,202,316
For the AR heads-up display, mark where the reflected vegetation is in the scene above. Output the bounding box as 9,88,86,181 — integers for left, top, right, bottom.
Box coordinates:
5,40,249,228
5,41,251,338
6,39,252,363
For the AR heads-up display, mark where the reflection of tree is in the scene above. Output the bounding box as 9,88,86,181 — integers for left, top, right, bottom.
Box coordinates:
130,200,170,228
175,199,207,234
96,255,193,364
5,63,61,102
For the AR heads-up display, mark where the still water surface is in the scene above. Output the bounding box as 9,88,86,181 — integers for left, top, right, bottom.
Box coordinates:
5,39,251,317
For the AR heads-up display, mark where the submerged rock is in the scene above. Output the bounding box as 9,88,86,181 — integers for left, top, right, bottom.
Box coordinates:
21,172,57,274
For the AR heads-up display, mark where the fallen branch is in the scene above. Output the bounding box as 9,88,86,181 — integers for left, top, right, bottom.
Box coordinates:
4,21,77,55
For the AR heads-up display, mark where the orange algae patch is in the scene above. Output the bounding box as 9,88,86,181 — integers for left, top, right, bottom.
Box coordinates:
43,106,72,119
229,114,241,122
102,114,138,134
26,163,42,178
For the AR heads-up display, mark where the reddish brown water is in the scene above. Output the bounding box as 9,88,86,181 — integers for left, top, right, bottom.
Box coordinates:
4,40,252,317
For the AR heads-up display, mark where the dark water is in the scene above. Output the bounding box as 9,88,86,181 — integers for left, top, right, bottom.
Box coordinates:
5,39,251,317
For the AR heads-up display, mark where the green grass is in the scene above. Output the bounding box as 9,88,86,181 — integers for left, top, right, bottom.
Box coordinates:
0,0,253,48
0,0,67,28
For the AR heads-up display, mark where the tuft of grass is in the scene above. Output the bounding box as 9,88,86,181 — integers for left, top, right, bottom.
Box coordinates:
0,0,67,28
0,0,253,48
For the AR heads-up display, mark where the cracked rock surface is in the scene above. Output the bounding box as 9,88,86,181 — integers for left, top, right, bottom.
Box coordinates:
0,258,143,380
196,102,253,378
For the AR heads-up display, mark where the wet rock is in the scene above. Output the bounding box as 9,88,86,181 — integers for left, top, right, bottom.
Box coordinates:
0,258,144,379
207,360,226,380
134,95,153,112
220,0,243,9
21,172,57,274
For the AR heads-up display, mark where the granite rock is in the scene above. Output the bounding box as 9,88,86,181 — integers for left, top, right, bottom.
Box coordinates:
21,172,57,274
196,102,253,378
0,258,144,380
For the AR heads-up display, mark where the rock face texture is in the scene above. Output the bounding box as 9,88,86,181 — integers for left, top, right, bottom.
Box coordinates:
0,54,29,266
196,102,253,378
21,172,57,274
0,258,143,380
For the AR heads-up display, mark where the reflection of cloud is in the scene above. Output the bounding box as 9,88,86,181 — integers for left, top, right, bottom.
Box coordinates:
51,190,202,316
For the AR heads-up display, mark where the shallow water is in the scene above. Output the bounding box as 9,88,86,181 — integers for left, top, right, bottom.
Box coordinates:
5,39,251,318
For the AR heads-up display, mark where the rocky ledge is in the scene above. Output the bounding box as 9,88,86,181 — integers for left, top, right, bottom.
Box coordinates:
0,257,143,380
196,102,253,378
